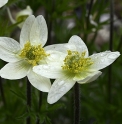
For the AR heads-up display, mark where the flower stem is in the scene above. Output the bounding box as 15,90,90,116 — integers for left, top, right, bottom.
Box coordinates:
84,0,94,42
117,36,122,51
26,79,31,124
74,82,80,124
36,91,43,124
109,0,114,51
0,77,6,106
46,0,55,45
87,0,94,20
108,0,114,104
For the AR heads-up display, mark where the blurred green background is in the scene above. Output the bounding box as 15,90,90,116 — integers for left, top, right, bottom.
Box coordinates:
0,0,122,124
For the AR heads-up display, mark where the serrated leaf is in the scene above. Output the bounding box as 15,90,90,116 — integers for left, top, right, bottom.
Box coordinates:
10,89,26,101
48,103,65,112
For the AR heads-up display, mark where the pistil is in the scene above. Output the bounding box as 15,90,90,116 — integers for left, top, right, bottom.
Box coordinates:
19,42,49,66
62,50,93,73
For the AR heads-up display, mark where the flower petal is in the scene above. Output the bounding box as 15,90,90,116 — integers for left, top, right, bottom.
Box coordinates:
0,37,20,52
0,60,30,79
44,43,67,53
0,0,8,8
73,71,94,81
20,15,35,48
89,51,120,70
0,37,21,62
27,69,51,92
0,47,21,62
77,71,102,84
16,6,33,21
48,79,75,104
46,50,66,64
33,64,63,79
73,70,102,81
68,35,89,57
30,15,48,46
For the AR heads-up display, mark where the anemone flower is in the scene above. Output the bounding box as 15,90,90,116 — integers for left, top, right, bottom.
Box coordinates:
0,15,53,92
33,35,120,104
7,6,33,28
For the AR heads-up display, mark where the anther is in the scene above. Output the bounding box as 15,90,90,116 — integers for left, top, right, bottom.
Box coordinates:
62,50,93,73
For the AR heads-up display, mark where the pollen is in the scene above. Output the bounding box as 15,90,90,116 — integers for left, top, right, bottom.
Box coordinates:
62,50,93,73
19,42,49,66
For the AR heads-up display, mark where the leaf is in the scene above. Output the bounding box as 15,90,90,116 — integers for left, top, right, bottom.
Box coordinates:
48,103,65,112
10,89,26,101
45,116,52,124
16,113,28,120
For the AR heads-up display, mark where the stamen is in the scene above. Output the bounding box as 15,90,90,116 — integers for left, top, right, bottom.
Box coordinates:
62,50,93,73
19,42,49,66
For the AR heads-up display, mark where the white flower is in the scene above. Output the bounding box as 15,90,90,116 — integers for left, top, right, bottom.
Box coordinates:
0,0,8,8
0,15,53,92
33,35,120,104
7,6,33,28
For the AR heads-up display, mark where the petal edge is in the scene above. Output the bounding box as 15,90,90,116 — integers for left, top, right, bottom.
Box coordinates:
89,51,120,70
48,79,75,104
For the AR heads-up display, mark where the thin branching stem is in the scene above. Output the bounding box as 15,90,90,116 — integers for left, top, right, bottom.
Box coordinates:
74,83,80,124
109,0,114,51
108,0,114,104
87,0,94,20
117,36,122,51
36,91,43,124
84,0,94,42
0,77,6,106
26,79,31,124
47,0,55,45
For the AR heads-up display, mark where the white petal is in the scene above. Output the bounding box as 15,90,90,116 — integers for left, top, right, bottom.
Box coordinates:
89,51,120,70
46,50,66,64
73,71,93,81
73,70,101,81
0,37,21,62
16,6,33,20
20,15,35,48
16,6,33,28
0,47,21,62
27,69,51,92
0,60,30,79
44,43,67,53
68,35,89,57
48,79,75,104
0,0,8,8
33,64,63,79
0,37,20,52
64,43,77,51
30,15,48,46
77,71,102,84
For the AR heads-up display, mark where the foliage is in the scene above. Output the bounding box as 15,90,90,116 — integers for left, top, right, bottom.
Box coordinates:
0,0,122,124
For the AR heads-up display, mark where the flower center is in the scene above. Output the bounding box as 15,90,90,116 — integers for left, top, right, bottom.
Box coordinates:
62,50,93,73
16,15,28,23
19,42,49,66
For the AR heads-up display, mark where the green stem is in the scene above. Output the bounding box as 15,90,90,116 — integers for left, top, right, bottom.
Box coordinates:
117,36,122,51
0,77,6,106
84,0,94,42
26,79,31,124
36,91,43,124
74,83,80,124
47,0,55,45
108,0,114,104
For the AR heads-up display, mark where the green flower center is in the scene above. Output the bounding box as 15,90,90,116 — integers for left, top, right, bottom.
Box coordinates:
16,15,28,23
62,50,93,73
19,42,49,66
